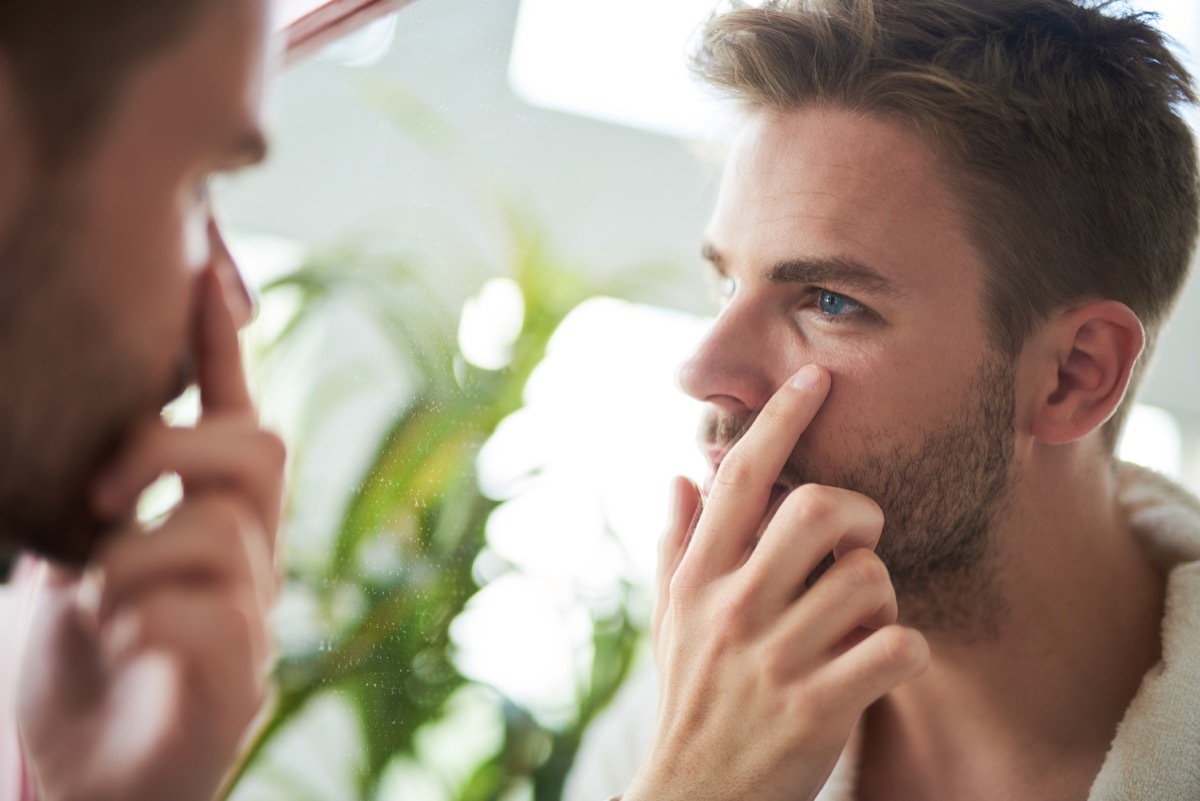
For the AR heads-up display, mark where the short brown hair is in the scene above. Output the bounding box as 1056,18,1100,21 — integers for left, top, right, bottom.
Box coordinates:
693,0,1199,441
0,0,208,168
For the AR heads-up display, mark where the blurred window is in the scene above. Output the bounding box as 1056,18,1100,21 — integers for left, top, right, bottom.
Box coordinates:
509,0,1200,138
1118,404,1185,479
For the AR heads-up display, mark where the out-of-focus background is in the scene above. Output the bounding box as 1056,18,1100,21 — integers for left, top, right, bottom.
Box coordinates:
212,1,1200,798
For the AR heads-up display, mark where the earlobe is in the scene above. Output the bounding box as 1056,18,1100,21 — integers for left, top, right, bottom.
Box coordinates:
1030,301,1145,445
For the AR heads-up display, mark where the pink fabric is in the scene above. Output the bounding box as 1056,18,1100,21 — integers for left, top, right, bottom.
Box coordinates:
0,558,40,801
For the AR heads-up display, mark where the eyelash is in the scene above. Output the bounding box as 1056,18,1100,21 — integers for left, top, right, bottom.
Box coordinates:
712,276,873,324
809,288,871,323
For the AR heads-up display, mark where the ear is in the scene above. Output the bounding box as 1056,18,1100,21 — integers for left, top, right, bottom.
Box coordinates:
1026,300,1145,445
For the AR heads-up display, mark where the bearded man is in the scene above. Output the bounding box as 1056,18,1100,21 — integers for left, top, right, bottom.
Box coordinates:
567,1,1200,799
0,2,285,799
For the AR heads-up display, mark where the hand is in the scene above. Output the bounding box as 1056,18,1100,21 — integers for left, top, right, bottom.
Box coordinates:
625,365,929,801
16,268,286,801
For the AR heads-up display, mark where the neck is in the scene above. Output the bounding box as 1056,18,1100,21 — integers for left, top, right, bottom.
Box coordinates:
862,444,1165,799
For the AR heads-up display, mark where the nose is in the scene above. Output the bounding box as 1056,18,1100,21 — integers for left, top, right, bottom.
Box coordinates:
677,299,783,416
207,217,255,330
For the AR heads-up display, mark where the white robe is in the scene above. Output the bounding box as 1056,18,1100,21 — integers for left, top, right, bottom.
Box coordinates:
564,463,1200,801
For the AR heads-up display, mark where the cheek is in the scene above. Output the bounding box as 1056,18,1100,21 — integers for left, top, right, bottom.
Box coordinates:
82,197,199,368
800,348,927,453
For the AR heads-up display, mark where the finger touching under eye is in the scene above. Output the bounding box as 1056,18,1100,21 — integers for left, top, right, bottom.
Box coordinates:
681,365,830,581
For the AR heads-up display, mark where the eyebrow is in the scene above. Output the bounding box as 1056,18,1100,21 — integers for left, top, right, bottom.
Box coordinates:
701,242,904,298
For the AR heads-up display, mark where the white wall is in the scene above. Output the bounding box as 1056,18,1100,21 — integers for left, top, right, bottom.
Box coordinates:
220,0,1200,425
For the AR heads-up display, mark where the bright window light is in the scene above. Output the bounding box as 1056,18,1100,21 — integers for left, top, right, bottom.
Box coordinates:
508,0,723,139
458,277,526,371
509,0,1199,138
317,13,398,67
459,299,706,723
275,0,332,29
1140,0,1200,61
1118,403,1185,478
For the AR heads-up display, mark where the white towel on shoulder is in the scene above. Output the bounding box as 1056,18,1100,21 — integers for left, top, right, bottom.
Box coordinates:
565,462,1200,801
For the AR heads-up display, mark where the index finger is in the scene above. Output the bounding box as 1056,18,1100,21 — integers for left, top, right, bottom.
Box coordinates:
197,261,254,418
682,364,830,579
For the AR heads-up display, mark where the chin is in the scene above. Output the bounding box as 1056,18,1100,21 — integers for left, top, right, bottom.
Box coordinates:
2,401,146,567
0,491,123,568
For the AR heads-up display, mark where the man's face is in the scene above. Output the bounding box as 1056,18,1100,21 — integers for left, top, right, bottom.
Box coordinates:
681,107,1017,633
0,0,271,564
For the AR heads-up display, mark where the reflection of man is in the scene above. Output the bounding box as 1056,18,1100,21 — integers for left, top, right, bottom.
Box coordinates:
568,1,1200,799
0,2,284,800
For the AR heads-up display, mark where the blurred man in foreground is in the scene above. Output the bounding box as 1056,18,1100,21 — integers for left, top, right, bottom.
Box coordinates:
0,1,284,799
567,1,1200,799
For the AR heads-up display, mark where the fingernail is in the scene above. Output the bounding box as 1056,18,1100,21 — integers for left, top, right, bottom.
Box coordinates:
789,364,821,391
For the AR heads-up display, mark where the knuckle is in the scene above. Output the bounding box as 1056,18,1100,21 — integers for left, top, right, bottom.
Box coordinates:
219,591,263,653
787,483,838,525
712,581,757,638
255,429,288,471
842,548,890,587
877,626,927,670
202,497,254,544
723,586,756,625
668,559,702,601
713,450,755,492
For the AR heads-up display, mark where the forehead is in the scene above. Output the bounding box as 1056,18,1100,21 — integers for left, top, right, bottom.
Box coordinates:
100,0,271,167
707,106,986,295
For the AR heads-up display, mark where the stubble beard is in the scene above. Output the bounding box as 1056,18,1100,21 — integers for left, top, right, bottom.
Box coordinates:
705,355,1018,642
0,180,168,565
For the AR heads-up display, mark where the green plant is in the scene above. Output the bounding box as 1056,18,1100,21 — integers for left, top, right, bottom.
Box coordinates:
215,68,686,797
222,209,658,799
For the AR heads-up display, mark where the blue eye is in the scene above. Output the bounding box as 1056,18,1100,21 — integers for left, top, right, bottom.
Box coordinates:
817,290,864,317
